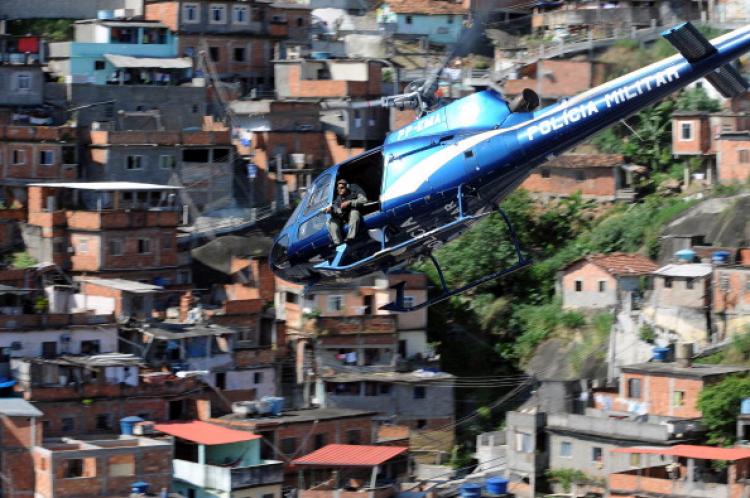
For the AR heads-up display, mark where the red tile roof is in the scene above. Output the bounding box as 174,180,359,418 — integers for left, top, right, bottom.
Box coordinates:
382,0,468,15
154,420,261,446
544,154,624,169
566,253,658,277
292,444,408,467
612,445,750,462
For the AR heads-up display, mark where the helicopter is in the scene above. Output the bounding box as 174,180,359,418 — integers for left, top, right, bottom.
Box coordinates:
270,22,750,312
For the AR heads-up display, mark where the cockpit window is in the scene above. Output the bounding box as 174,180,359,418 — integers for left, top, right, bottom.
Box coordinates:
303,174,332,216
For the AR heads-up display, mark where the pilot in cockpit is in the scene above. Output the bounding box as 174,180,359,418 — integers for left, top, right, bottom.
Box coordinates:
323,179,367,246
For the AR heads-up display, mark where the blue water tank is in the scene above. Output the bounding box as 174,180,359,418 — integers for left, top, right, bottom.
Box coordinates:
652,347,670,362
120,416,143,435
460,484,482,498
310,51,332,60
486,477,508,495
131,482,150,494
262,396,285,416
712,251,731,265
675,249,696,262
741,398,750,415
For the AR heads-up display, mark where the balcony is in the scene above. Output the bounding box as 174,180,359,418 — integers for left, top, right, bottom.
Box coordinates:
609,467,729,498
313,315,397,335
532,7,656,29
89,129,231,146
301,485,394,498
19,375,202,402
0,313,112,330
0,125,75,140
548,413,677,442
173,459,283,491
66,209,179,230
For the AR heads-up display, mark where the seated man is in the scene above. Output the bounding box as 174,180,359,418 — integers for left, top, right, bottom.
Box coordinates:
324,179,367,246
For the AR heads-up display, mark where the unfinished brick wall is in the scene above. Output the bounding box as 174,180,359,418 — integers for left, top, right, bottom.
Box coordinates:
144,0,180,31
716,135,750,184
520,166,617,199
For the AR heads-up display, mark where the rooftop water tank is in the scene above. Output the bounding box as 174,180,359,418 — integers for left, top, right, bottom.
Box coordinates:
675,249,696,262
712,251,731,265
652,347,670,362
460,483,482,498
131,482,150,494
262,396,285,416
119,416,143,436
486,477,508,495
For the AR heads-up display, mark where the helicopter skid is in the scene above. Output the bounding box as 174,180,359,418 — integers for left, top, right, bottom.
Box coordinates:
314,212,484,274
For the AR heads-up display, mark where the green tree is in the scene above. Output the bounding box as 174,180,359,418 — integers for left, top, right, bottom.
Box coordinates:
676,86,722,112
697,374,750,445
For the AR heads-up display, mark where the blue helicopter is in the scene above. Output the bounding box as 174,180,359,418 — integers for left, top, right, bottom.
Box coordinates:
270,22,750,312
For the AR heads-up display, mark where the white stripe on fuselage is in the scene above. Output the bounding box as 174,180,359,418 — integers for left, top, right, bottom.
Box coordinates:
380,128,505,202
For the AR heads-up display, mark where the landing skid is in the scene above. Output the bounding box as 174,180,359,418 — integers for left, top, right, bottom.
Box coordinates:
381,207,531,312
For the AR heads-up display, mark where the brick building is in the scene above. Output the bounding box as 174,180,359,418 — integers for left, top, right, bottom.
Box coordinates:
595,360,749,419
560,253,657,310
33,434,173,498
13,355,209,436
713,261,750,339
521,154,634,201
293,444,409,498
0,398,44,498
503,60,609,105
671,106,750,185
609,445,750,498
0,35,45,109
212,406,378,484
144,0,311,94
23,182,189,284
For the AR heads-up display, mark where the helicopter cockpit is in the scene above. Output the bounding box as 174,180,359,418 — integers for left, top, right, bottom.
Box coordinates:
270,148,385,278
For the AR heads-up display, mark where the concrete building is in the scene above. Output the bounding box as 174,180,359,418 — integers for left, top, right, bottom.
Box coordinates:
33,434,173,498
609,445,750,498
86,126,236,214
713,262,750,339
521,154,635,201
643,264,714,347
155,420,284,498
0,0,143,19
561,253,657,310
44,81,208,130
23,182,188,283
0,35,45,108
48,18,188,86
293,444,410,498
376,0,467,45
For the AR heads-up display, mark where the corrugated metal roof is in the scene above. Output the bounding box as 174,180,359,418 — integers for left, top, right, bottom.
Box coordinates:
105,54,192,69
28,181,182,191
292,444,408,467
612,445,750,461
0,398,42,417
654,263,713,278
81,278,163,293
565,252,658,277
154,421,261,445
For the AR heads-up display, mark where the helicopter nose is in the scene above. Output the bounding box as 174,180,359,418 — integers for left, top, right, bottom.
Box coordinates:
270,235,290,274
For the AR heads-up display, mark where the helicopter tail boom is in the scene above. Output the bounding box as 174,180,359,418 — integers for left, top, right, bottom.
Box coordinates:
510,22,750,164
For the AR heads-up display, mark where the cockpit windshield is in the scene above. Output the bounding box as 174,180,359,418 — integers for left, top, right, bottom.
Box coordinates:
303,174,332,216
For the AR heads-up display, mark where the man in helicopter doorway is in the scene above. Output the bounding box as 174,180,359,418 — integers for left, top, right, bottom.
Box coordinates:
324,179,367,246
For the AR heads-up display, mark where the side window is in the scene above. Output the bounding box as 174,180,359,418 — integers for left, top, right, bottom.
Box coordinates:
304,174,332,216
298,212,326,239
